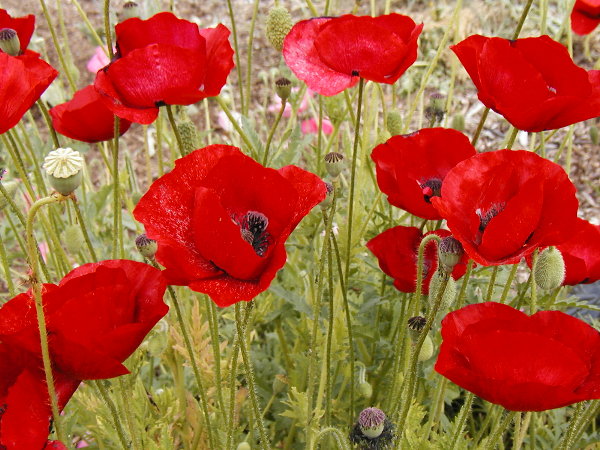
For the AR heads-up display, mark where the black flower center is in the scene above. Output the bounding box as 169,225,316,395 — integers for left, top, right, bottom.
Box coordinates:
421,178,442,203
477,203,505,231
235,211,271,257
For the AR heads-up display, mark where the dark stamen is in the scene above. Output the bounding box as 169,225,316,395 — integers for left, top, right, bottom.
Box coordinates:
421,178,442,203
236,211,271,257
477,203,505,231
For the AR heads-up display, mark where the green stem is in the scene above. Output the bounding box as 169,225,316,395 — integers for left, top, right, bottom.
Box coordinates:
71,197,97,262
505,127,519,149
112,118,123,259
411,234,442,317
94,380,130,449
344,78,365,289
486,266,499,301
215,96,257,157
325,234,335,425
499,263,519,304
485,410,517,450
471,108,490,146
312,427,351,450
529,249,539,314
243,0,260,117
262,99,286,165
396,270,447,431
455,260,473,309
235,302,270,449
118,377,140,450
448,392,474,449
558,402,586,449
26,194,68,443
37,100,60,149
103,0,113,58
166,105,186,157
206,297,226,422
0,231,15,297
572,401,600,444
512,0,535,39
226,0,244,113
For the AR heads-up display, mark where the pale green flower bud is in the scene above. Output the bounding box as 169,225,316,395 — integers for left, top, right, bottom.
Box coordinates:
534,247,565,290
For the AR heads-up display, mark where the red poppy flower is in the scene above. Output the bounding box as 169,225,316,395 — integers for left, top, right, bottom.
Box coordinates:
133,145,327,307
452,35,600,132
366,226,467,294
49,85,132,143
94,12,234,124
371,128,476,220
283,14,422,96
0,9,34,53
571,0,600,35
0,260,167,450
435,302,600,411
526,218,600,286
431,150,578,266
0,11,58,135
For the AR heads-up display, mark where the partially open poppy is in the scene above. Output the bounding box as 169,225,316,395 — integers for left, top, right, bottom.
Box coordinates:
571,0,600,35
452,35,600,131
283,14,422,96
435,302,600,411
0,9,58,135
371,128,476,220
133,145,327,307
431,150,578,266
95,12,234,124
366,226,467,294
50,85,132,143
526,218,600,286
0,260,167,449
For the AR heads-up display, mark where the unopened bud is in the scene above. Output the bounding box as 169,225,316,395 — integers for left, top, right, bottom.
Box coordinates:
265,6,293,52
451,114,465,132
358,381,373,399
43,148,84,195
272,374,288,394
120,1,141,21
534,247,565,290
177,121,200,155
236,443,251,450
275,77,292,101
590,125,599,146
417,334,434,362
0,179,19,210
358,407,386,439
386,111,402,136
135,233,158,259
438,237,464,273
425,92,445,125
320,182,334,210
324,94,345,124
0,28,21,56
324,152,344,178
62,224,85,254
428,270,457,309
376,129,392,145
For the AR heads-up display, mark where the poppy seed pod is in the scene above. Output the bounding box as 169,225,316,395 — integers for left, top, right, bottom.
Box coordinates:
386,110,402,136
324,152,344,178
135,233,158,259
43,148,84,195
438,236,464,274
0,28,20,56
120,1,141,21
275,77,292,101
358,407,386,439
534,247,565,290
407,315,426,341
265,6,293,51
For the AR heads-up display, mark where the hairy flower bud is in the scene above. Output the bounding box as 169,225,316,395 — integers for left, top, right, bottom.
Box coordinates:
438,236,464,273
177,120,200,156
534,247,565,290
324,152,344,178
358,381,373,399
272,374,288,394
428,271,457,309
386,110,402,136
417,334,434,362
275,77,292,101
266,6,293,51
0,179,19,210
0,28,21,56
324,94,345,124
62,224,85,254
236,443,251,450
136,233,158,259
451,114,465,132
43,148,84,195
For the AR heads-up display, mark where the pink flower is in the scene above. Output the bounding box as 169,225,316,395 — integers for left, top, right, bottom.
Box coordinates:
86,47,110,73
301,117,334,135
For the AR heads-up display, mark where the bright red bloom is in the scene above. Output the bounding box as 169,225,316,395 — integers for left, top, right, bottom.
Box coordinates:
0,260,167,450
49,85,132,143
431,150,578,266
452,35,600,132
371,128,476,220
0,9,34,53
283,14,422,96
0,11,58,135
133,145,327,307
526,218,600,286
571,0,600,35
95,12,234,124
366,227,467,294
436,302,600,411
